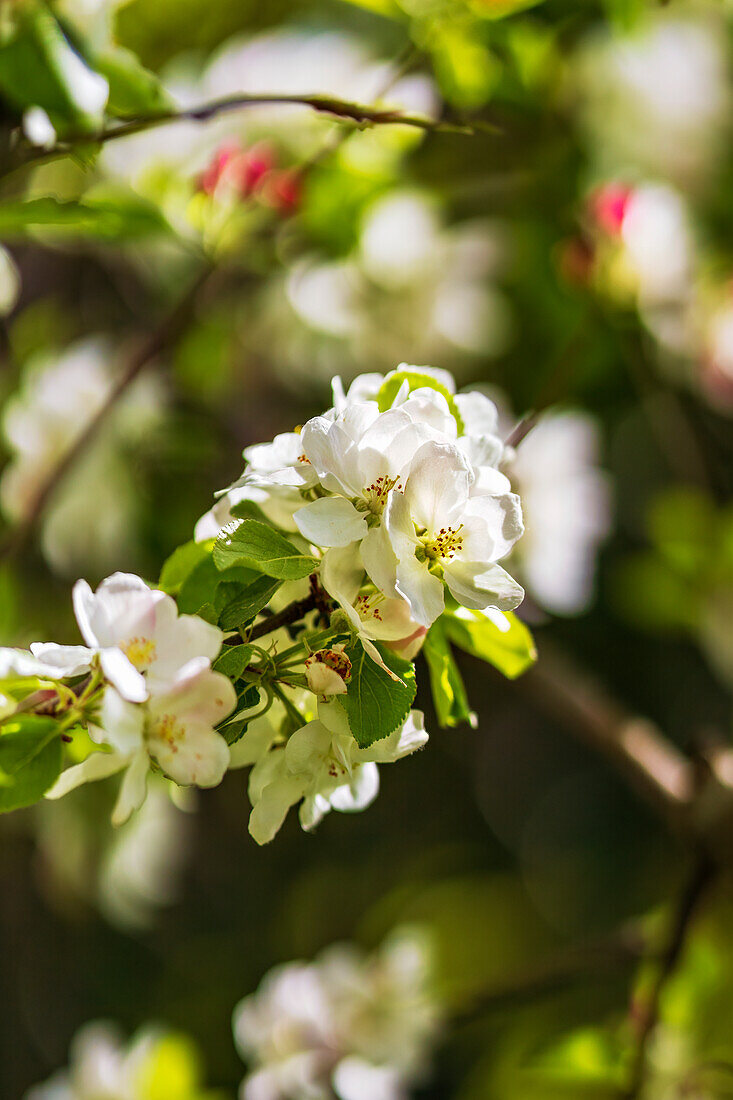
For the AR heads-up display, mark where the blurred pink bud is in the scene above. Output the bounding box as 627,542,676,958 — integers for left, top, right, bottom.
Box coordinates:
589,182,634,236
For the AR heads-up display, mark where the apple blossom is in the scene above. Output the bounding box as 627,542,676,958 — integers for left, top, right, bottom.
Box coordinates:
234,927,439,1100
248,703,428,844
46,659,235,825
362,440,524,628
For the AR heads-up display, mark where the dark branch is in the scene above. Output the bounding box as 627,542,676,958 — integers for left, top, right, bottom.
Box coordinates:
624,855,717,1098
0,264,215,562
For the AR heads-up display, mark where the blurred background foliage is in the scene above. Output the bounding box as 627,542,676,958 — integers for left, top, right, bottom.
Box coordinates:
0,0,732,1096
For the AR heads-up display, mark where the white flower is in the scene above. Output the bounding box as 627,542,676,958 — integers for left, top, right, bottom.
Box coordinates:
33,572,223,703
247,703,427,845
363,440,524,628
47,659,235,825
234,927,439,1100
304,647,351,696
293,402,436,549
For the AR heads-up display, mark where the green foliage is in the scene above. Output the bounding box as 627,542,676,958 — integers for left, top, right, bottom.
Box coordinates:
0,715,62,812
213,644,254,680
218,576,283,631
0,1,106,133
213,519,319,580
159,539,213,595
339,642,416,747
422,621,475,728
443,608,536,679
95,46,170,117
0,195,172,243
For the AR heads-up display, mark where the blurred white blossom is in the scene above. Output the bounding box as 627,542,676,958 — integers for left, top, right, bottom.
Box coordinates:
576,10,730,187
233,927,440,1100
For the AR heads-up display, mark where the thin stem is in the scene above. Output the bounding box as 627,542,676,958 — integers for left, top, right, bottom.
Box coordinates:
9,92,473,178
0,263,215,562
623,855,717,1098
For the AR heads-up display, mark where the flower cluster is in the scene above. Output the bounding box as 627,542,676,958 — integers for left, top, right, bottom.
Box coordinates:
211,364,525,632
0,365,531,845
4,572,235,825
233,927,439,1100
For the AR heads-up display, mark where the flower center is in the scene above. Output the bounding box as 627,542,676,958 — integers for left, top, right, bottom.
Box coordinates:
362,474,403,514
150,712,185,751
422,525,464,561
122,636,157,671
354,592,384,622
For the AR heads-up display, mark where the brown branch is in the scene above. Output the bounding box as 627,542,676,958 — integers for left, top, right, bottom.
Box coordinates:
624,855,717,1098
9,92,474,178
512,646,696,834
0,264,215,562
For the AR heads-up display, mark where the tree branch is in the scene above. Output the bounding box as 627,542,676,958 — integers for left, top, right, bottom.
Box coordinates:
11,92,475,176
624,854,717,1098
0,263,215,562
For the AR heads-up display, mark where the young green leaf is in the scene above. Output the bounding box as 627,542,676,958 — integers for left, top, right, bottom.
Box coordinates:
0,715,62,812
422,622,476,729
95,46,170,116
339,643,416,748
213,520,318,580
176,553,257,616
213,645,254,681
443,608,536,680
219,576,283,631
159,539,213,595
376,368,465,435
0,196,171,243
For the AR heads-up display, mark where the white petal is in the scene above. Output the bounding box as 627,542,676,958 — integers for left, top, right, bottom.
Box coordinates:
45,750,127,800
360,523,399,599
97,686,145,755
29,643,93,678
71,578,98,647
329,763,380,812
321,543,364,605
151,723,230,788
112,748,150,825
249,777,307,844
99,647,147,703
444,560,524,611
294,497,368,548
395,555,444,628
404,441,470,531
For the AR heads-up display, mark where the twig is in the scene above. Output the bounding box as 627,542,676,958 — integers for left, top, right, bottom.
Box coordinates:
511,646,696,834
9,92,474,177
624,855,717,1098
0,264,215,561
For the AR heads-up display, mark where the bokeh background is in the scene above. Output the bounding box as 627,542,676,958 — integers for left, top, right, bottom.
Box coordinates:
1,0,733,1096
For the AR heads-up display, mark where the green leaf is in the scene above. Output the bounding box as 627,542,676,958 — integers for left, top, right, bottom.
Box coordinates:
213,645,253,681
0,195,171,243
0,1,108,133
376,368,465,435
443,608,536,679
422,622,475,729
95,46,170,116
176,554,257,616
219,576,283,631
213,519,318,581
339,643,416,748
0,715,62,811
159,539,213,595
